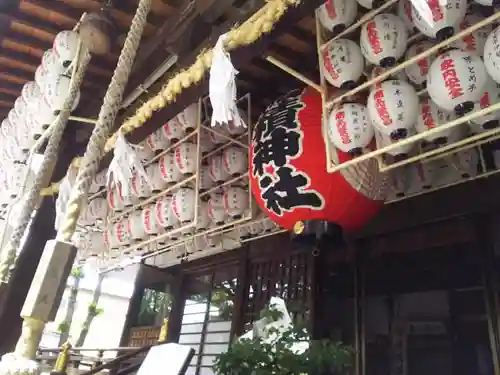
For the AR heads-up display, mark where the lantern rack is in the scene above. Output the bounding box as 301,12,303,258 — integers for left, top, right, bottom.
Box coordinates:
78,93,275,270
260,0,500,204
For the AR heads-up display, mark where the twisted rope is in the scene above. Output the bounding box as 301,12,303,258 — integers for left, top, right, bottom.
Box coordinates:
0,49,92,284
58,0,152,243
104,0,299,152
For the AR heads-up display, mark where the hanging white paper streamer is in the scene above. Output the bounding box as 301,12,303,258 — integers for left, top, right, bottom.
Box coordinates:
107,132,152,197
209,34,245,128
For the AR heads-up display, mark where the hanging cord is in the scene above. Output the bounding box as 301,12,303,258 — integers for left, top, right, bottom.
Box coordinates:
58,0,152,243
0,45,92,284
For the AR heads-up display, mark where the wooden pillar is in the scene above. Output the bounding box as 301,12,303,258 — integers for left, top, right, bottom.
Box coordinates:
0,197,56,355
166,274,186,343
475,215,500,375
118,277,145,347
230,247,249,340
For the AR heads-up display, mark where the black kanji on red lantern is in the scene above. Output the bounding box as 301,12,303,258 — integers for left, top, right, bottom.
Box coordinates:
252,89,324,216
260,166,323,216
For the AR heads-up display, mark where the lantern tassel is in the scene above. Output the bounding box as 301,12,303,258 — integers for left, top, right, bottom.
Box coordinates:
107,132,152,197
209,34,245,128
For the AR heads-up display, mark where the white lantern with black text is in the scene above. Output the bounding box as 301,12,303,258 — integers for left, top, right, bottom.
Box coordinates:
222,146,247,176
208,193,226,225
128,211,146,242
162,118,184,142
22,81,41,110
469,80,500,133
53,30,81,68
209,155,230,183
360,14,408,67
36,99,57,129
155,197,178,229
131,174,152,200
451,14,492,56
142,204,161,235
223,187,249,219
200,165,213,192
321,39,364,89
174,142,197,175
412,0,467,41
44,74,81,113
41,49,65,78
483,25,500,84
171,188,196,223
367,80,419,140
317,0,358,34
415,97,456,145
427,49,488,115
146,128,170,153
196,200,211,231
209,125,230,145
404,40,436,86
158,152,182,184
328,103,374,156
176,102,198,133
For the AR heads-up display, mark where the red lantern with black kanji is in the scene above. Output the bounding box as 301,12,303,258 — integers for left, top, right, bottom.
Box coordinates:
249,88,388,234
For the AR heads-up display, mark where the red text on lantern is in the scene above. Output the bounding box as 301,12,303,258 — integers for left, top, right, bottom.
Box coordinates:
373,89,393,126
325,0,337,19
427,0,444,21
440,58,464,100
335,111,352,145
480,91,491,109
421,101,435,129
366,21,383,55
322,48,339,80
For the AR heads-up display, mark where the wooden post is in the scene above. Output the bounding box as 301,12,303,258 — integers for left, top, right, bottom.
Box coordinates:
166,274,186,343
230,246,249,341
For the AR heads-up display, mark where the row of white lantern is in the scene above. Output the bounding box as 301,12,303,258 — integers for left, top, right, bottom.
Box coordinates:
101,186,250,250
387,146,479,199
104,144,248,213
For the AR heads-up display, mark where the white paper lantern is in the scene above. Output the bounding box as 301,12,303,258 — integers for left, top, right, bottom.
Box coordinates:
404,40,436,86
389,167,411,197
200,165,213,192
208,193,226,225
162,118,184,142
158,152,182,184
223,187,248,218
412,0,467,41
136,140,155,162
44,74,81,113
450,14,492,56
209,155,230,183
222,146,247,176
411,161,435,190
36,99,57,128
375,129,415,160
398,0,417,32
367,80,419,139
1,118,13,138
328,103,374,156
146,163,167,192
131,174,152,200
87,197,107,221
22,81,41,109
469,80,500,133
14,97,27,119
176,102,198,133
142,204,161,235
112,220,132,246
128,211,146,241
146,128,170,153
196,200,211,231
473,0,495,5
209,125,230,145
174,142,197,175
360,14,408,67
483,25,500,84
25,111,44,140
227,112,247,136
41,50,65,78
171,188,196,223
448,148,478,178
317,0,358,34
356,0,381,9
155,196,179,229
199,130,216,154
415,97,456,145
53,30,81,68
321,39,364,89
427,49,488,115
107,186,124,212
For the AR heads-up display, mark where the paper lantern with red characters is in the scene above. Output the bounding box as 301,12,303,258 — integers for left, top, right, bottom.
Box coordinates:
249,88,388,237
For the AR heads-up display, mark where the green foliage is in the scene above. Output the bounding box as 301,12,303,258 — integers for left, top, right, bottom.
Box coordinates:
57,320,70,334
87,302,104,316
71,267,84,279
213,305,353,375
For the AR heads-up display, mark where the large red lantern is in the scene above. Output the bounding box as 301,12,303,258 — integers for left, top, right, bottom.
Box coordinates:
249,88,388,234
